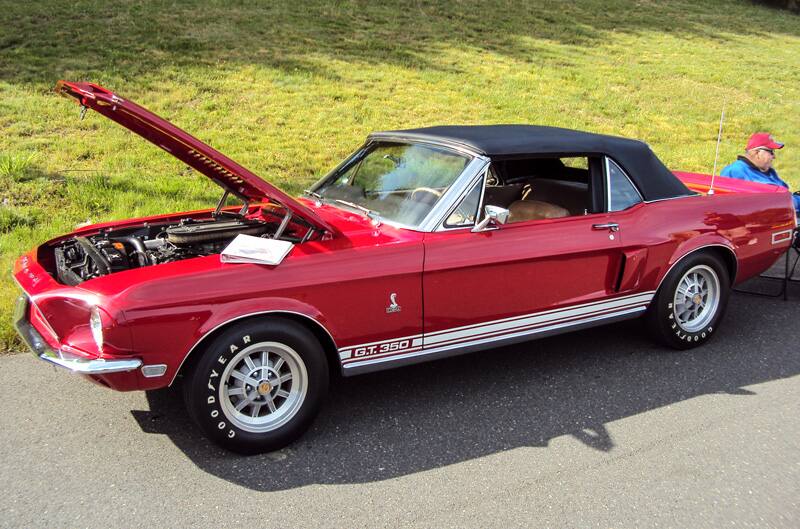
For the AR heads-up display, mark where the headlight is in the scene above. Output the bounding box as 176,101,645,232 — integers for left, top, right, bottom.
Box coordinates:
89,307,104,352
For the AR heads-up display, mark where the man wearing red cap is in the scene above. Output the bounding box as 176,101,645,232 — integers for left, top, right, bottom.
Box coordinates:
721,132,800,215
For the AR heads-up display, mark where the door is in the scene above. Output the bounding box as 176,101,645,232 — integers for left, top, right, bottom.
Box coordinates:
421,155,644,352
422,214,627,351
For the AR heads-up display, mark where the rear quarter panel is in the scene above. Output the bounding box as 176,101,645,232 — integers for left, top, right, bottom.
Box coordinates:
623,187,795,292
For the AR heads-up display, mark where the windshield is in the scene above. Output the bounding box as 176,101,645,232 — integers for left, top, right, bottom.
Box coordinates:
314,142,471,226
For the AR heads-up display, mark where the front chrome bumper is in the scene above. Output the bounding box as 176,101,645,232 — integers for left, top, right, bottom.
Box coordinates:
13,295,142,375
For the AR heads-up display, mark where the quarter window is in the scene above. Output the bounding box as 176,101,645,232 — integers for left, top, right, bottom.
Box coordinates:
444,176,483,228
607,158,642,212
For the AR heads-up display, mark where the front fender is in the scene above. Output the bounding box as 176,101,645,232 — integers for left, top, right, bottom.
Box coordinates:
190,297,335,342
167,298,339,386
123,295,337,389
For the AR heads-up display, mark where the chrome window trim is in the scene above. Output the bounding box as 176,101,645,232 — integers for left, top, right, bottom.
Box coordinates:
309,139,486,233
643,193,702,204
605,156,643,212
418,155,491,232
366,133,485,158
435,164,490,232
308,144,368,191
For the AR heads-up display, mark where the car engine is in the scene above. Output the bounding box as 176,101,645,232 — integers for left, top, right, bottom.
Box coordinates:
53,216,277,285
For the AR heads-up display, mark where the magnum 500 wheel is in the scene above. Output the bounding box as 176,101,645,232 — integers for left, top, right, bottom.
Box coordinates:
183,318,329,454
647,252,730,350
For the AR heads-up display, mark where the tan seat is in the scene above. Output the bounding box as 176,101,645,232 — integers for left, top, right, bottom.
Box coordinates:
507,200,569,222
528,179,588,215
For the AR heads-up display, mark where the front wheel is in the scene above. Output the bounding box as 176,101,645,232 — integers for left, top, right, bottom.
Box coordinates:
183,318,329,454
646,252,730,350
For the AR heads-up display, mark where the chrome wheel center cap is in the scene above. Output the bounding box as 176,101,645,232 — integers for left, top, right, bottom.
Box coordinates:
257,381,272,395
692,294,702,305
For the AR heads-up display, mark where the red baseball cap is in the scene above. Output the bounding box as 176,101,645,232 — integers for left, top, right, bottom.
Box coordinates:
746,132,784,151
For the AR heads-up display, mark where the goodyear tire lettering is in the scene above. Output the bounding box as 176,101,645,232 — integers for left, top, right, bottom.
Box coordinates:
187,318,327,454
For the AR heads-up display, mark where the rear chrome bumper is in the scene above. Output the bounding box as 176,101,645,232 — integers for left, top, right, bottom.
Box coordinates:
13,295,142,375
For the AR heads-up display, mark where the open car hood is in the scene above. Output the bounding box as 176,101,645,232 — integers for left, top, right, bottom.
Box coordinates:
55,80,340,237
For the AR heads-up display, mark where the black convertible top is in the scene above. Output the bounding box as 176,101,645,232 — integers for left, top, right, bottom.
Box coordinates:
369,125,692,201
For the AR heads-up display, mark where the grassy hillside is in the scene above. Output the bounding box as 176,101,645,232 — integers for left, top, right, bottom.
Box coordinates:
1,0,799,352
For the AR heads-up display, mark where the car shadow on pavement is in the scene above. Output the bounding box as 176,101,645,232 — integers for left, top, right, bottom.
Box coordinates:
138,281,800,491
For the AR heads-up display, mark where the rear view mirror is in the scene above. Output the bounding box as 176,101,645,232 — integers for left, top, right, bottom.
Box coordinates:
472,205,509,232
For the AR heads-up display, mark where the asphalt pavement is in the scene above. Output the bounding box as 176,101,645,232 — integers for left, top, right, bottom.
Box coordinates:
1,278,799,528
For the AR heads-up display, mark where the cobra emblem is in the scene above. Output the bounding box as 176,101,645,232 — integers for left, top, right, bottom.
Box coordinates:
386,293,401,313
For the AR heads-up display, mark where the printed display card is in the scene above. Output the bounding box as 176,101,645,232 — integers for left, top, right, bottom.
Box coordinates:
221,234,294,265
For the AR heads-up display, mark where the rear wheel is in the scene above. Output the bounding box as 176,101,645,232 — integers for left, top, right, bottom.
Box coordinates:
647,252,730,350
183,318,328,454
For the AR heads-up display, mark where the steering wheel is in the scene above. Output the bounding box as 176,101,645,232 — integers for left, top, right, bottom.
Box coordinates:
410,187,442,205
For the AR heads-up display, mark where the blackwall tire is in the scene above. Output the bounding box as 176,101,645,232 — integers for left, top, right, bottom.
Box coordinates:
183,318,329,454
647,252,730,350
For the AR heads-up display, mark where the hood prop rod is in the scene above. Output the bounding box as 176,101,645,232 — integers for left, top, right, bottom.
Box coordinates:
272,210,293,240
213,190,230,218
214,189,249,218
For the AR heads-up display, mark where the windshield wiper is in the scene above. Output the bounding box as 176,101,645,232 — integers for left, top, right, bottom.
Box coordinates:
303,189,323,200
303,189,327,207
332,199,382,224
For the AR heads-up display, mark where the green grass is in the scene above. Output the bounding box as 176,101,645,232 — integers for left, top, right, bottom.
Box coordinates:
1,0,799,352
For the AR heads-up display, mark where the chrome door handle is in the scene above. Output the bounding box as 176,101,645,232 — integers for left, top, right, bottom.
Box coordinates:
592,223,619,232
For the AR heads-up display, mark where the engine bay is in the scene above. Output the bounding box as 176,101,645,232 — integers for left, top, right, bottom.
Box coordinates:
52,210,313,285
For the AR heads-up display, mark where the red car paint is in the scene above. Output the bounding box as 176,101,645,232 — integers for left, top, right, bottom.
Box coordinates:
54,80,339,237
12,83,797,394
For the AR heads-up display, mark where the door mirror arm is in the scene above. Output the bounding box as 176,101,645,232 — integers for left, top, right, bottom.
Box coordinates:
472,205,509,233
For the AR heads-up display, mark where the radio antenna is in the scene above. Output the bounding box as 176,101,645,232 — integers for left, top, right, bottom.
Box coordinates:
709,102,726,195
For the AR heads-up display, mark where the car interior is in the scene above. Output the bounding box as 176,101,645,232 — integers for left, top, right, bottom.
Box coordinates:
479,156,603,223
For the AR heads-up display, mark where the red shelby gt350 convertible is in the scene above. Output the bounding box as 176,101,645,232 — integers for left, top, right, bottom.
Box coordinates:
13,81,797,453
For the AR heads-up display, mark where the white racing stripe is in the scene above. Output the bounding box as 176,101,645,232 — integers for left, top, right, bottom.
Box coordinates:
339,334,423,360
425,291,654,337
338,291,655,365
425,301,648,350
344,305,648,370
424,292,653,347
341,345,424,363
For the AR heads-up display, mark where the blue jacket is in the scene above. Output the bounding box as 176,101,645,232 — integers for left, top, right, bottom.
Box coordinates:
721,156,800,215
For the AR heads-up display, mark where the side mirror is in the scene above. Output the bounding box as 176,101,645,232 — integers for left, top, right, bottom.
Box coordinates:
472,205,509,232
